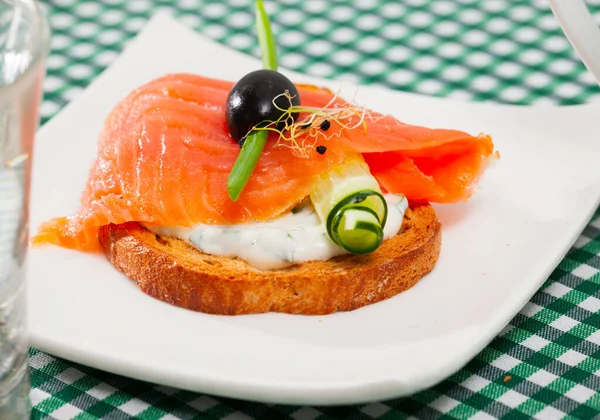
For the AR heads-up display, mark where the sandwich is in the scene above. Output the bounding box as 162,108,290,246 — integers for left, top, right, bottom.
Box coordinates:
32,1,496,315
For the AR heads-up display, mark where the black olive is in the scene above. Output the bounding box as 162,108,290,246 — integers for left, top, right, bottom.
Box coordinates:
225,69,301,144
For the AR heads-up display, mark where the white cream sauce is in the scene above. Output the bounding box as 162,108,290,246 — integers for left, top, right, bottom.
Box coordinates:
148,195,408,270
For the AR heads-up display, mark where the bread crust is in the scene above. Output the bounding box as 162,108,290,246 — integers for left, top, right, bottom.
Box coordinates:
98,203,441,315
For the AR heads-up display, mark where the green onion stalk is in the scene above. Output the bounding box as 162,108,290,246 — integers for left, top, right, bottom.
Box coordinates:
227,0,275,202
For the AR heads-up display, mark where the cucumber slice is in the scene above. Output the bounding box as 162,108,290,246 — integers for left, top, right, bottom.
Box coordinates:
332,207,383,254
310,157,387,254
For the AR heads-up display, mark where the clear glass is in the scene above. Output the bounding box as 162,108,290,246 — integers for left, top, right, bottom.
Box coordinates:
0,0,49,418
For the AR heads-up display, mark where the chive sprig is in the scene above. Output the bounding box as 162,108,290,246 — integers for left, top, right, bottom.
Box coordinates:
227,0,278,201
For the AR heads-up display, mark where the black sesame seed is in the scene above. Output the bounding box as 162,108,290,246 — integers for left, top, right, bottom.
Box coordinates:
316,145,327,155
300,122,311,130
320,119,330,131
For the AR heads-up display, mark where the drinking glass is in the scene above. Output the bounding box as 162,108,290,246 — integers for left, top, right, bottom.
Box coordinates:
0,0,49,418
549,0,600,86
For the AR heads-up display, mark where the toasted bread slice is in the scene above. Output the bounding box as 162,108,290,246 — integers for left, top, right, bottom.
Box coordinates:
98,203,441,315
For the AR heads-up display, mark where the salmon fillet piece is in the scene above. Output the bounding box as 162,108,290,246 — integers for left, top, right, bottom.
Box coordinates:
32,73,495,251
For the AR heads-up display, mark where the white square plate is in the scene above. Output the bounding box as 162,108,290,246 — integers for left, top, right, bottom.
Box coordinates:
27,13,600,405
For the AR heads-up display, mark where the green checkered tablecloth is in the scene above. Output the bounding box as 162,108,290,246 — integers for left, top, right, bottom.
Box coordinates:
29,0,600,419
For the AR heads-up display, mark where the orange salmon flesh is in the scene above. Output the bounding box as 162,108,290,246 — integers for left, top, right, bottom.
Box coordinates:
32,73,496,252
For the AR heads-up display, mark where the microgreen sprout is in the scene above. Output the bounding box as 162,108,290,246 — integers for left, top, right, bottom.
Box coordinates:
236,90,385,158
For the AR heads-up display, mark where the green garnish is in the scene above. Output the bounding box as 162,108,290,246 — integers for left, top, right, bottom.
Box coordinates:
226,0,279,201
239,90,368,158
227,130,268,201
256,0,277,71
310,157,387,254
332,207,383,254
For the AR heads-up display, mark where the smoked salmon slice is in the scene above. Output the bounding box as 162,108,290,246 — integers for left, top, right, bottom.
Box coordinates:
32,73,495,252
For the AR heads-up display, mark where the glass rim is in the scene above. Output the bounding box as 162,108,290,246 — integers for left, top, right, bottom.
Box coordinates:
0,0,51,94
